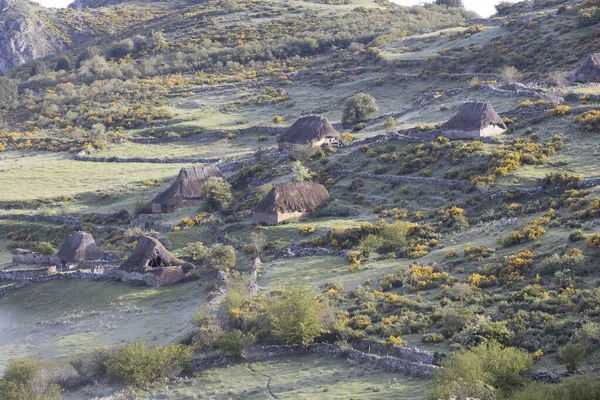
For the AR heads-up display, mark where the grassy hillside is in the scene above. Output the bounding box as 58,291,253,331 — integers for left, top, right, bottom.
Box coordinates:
2,0,600,399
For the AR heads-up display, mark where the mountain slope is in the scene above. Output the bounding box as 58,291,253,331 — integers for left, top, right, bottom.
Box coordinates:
0,0,67,72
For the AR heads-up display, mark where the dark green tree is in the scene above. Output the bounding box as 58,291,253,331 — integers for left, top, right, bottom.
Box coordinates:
342,93,379,127
436,0,464,7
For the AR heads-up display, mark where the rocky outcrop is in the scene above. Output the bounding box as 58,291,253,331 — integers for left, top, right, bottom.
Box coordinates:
0,0,67,73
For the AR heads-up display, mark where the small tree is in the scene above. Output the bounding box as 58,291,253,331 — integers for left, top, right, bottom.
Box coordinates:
380,221,409,249
342,93,379,127
384,117,397,134
429,341,533,399
0,358,62,400
559,343,586,373
89,123,106,141
36,242,57,256
184,242,210,262
291,160,314,181
266,286,324,345
106,342,191,387
358,234,383,258
0,77,18,107
436,0,463,7
209,243,236,271
55,56,71,72
30,61,48,77
250,232,267,258
200,177,232,210
500,66,524,83
109,38,135,59
216,330,247,359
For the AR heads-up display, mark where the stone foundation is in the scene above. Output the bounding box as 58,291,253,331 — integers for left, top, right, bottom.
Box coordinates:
118,265,195,287
11,250,61,266
252,211,306,225
440,125,505,140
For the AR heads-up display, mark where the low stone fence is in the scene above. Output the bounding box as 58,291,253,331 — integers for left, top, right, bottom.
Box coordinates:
275,245,345,259
331,169,472,188
12,251,61,266
0,266,57,280
0,213,81,225
347,350,440,375
0,281,31,296
74,153,220,164
191,343,440,376
351,341,434,364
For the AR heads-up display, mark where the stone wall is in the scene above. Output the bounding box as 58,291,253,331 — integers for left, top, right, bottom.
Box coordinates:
117,265,194,287
0,266,57,280
191,343,440,376
74,152,220,164
12,250,61,266
331,169,471,188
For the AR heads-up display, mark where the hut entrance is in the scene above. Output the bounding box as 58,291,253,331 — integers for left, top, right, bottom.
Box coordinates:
148,254,163,268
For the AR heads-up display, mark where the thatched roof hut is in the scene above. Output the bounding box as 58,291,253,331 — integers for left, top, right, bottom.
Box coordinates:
119,236,184,273
278,115,341,149
573,54,600,83
152,166,223,213
253,181,330,225
440,101,506,140
56,232,104,264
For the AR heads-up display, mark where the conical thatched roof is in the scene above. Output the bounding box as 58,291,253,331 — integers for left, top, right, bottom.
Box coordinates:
119,236,183,273
441,101,506,132
253,181,330,213
278,115,341,145
574,54,600,83
153,166,223,206
56,232,104,264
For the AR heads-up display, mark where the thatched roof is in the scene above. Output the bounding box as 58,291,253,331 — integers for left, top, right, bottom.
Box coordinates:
441,102,506,132
153,166,223,206
574,54,600,83
119,236,184,273
278,115,341,145
56,232,104,264
253,181,330,213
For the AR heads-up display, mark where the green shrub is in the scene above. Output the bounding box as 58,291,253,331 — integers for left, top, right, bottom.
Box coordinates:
266,286,324,345
106,342,191,387
0,358,62,400
379,221,409,249
559,343,586,373
0,77,18,107
429,341,533,399
200,177,233,210
513,375,600,400
208,243,236,271
216,330,247,359
536,250,586,275
342,93,379,127
184,242,210,262
569,230,585,242
36,242,57,256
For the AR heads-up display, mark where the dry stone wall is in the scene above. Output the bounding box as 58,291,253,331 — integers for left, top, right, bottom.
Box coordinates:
191,343,440,376
332,169,472,188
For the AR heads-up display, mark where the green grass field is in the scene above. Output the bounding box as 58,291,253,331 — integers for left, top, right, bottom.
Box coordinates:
0,151,194,202
0,280,207,373
65,353,430,399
